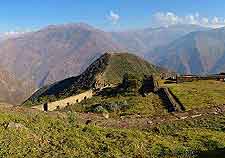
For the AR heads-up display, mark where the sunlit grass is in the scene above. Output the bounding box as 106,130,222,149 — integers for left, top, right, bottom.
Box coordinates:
0,106,225,157
167,80,225,110
64,93,167,117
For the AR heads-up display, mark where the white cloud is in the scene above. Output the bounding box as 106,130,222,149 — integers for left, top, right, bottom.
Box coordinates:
4,31,24,36
201,17,209,24
152,12,225,28
0,30,31,40
212,16,219,24
153,12,180,27
107,11,120,24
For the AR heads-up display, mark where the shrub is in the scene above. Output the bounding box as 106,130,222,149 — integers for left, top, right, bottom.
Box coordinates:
93,105,108,113
67,112,77,127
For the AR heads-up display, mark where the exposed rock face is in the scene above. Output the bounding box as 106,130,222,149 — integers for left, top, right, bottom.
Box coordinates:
8,122,26,129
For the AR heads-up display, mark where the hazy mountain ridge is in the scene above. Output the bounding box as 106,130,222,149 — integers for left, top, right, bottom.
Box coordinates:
111,24,208,56
149,27,225,74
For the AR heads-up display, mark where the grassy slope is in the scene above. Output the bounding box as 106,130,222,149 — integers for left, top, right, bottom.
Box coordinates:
167,80,225,110
0,106,225,157
102,53,159,85
23,53,160,107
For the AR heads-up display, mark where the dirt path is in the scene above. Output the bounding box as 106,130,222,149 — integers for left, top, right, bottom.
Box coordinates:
75,104,225,129
32,90,93,111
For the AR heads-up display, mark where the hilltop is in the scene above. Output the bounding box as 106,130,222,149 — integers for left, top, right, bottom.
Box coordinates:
23,52,163,106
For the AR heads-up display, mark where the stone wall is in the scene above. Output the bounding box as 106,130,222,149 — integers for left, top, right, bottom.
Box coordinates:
141,75,159,94
159,87,185,112
32,90,93,111
177,75,225,83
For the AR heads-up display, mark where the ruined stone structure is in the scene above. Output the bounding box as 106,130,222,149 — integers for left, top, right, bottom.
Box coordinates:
160,72,177,80
176,74,225,83
94,78,112,90
33,90,93,111
141,75,159,94
122,73,141,93
158,87,185,112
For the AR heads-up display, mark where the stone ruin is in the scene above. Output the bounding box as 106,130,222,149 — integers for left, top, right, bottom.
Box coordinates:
118,74,160,96
94,78,111,90
176,73,225,83
140,75,159,95
122,73,141,94
94,72,160,97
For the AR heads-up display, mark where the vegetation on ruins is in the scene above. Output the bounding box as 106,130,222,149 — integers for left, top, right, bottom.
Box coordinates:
102,53,160,85
63,93,167,117
23,53,162,106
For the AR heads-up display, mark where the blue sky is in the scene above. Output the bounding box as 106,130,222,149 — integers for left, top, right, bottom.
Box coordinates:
1,0,225,33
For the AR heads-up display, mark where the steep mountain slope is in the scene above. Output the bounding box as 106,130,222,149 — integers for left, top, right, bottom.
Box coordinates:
149,27,225,74
0,23,122,87
0,67,35,105
111,24,208,55
24,52,162,105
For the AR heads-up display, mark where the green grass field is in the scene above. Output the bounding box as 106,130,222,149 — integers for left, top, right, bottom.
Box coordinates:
15,79,225,157
167,80,225,110
64,93,167,117
0,106,225,157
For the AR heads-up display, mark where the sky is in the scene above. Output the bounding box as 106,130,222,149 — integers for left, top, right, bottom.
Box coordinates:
1,0,225,34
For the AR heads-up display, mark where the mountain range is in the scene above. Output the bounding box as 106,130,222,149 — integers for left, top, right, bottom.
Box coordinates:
149,27,225,74
111,24,208,55
0,23,206,86
0,22,225,104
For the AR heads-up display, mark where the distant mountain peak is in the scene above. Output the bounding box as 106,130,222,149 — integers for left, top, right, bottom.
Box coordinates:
42,22,97,32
